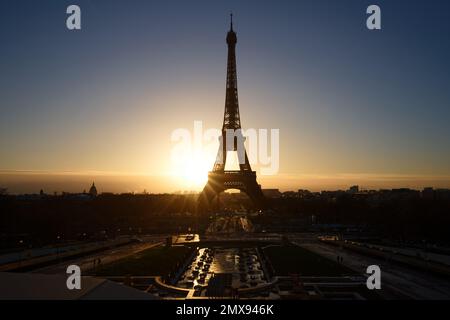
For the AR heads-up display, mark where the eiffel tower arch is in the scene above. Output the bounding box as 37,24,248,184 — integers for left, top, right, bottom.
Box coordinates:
198,15,266,211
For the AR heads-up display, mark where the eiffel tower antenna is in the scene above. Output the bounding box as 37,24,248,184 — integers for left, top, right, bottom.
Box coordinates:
230,12,233,31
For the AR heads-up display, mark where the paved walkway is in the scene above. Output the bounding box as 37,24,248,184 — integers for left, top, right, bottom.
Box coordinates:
295,241,450,300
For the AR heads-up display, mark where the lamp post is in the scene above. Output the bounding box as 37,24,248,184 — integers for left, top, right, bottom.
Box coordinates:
18,239,24,267
56,235,61,260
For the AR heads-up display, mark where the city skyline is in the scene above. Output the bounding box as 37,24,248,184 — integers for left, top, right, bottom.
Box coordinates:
1,0,450,193
2,170,450,194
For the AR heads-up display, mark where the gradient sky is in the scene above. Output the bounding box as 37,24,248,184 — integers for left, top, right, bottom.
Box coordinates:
1,0,450,193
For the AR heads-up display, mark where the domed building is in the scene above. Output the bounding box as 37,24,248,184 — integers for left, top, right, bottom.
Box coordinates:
89,182,98,197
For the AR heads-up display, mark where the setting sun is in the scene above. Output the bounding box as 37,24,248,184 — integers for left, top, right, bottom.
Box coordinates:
171,150,212,189
182,156,210,187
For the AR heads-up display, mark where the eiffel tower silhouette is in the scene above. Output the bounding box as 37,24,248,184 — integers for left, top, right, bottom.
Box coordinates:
198,14,265,211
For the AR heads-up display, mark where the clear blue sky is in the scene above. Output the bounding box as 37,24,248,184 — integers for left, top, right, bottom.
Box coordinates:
1,0,450,193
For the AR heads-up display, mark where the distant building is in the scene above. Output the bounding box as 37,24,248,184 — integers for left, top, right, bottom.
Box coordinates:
262,189,282,198
298,189,314,199
320,190,345,200
435,188,450,200
348,185,359,194
282,191,298,198
422,187,434,200
421,187,450,200
89,182,98,197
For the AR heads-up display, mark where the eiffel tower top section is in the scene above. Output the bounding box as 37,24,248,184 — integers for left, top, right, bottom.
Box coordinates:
223,13,241,130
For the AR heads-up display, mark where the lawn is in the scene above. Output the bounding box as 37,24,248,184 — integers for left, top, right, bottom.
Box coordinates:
264,245,356,277
94,245,191,276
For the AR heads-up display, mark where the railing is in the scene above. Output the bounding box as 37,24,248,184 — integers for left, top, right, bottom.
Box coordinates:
209,171,256,175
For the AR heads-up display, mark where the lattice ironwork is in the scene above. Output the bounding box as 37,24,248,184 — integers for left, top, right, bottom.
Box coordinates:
199,15,265,211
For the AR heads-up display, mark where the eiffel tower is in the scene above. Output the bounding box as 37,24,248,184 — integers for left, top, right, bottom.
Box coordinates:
198,15,265,211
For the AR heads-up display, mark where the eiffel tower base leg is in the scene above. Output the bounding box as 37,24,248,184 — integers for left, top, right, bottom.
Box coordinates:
197,171,266,213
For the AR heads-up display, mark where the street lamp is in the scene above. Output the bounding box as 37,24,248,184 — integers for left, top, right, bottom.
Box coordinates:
18,240,24,267
56,235,61,259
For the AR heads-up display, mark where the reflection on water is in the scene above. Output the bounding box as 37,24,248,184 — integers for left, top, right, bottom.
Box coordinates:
176,247,268,295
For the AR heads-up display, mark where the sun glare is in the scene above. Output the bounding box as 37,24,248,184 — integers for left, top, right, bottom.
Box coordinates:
171,150,212,190
183,156,210,187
